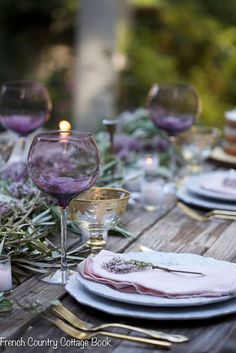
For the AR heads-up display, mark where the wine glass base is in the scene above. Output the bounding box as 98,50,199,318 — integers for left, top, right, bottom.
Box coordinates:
40,269,76,284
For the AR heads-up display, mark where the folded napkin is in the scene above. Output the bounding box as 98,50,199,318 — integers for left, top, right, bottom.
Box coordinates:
201,172,236,195
78,250,236,298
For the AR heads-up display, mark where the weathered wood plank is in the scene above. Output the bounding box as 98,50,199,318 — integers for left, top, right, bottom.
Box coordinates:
204,221,236,261
127,206,231,254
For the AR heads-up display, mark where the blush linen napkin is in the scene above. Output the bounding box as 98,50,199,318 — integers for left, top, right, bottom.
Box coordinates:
201,173,236,195
78,250,236,298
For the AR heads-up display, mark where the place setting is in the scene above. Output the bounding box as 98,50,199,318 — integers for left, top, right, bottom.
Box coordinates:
176,107,236,219
65,248,236,321
177,170,236,213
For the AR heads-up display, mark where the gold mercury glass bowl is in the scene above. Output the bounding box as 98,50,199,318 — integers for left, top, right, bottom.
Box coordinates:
178,125,221,173
69,187,131,255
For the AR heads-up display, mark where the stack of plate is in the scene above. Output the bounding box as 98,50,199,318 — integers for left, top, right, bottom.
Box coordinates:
66,251,236,321
177,171,236,211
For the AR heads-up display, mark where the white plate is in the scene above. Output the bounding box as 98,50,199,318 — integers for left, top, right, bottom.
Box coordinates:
66,274,236,321
186,172,236,202
177,186,236,211
77,251,236,307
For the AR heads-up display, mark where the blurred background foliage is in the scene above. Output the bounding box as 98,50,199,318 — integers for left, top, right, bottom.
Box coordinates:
118,0,236,128
0,0,76,129
1,0,236,130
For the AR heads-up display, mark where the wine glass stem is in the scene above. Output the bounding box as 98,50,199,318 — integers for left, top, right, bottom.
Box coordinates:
87,232,107,256
169,135,177,181
60,207,68,282
19,136,26,161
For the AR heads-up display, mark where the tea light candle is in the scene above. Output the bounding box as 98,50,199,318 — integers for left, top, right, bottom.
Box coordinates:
141,178,163,212
143,155,159,176
0,255,12,292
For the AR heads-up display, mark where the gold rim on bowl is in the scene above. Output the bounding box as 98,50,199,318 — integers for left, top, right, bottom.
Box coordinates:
71,187,131,203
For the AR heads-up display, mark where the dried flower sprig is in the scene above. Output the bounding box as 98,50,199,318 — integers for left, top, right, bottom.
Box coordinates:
103,257,204,276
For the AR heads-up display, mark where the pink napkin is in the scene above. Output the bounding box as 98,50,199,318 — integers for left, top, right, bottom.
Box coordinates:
201,173,236,195
78,250,236,298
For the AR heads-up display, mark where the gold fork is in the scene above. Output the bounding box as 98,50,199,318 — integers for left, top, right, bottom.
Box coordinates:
47,315,171,349
52,302,188,343
177,202,236,222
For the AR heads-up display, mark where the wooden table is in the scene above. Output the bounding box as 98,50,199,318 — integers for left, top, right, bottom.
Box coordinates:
1,181,236,353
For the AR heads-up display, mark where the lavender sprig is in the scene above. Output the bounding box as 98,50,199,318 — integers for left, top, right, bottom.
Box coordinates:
103,257,204,276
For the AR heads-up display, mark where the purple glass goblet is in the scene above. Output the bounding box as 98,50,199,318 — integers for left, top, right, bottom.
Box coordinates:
28,131,101,284
147,83,201,192
0,81,52,161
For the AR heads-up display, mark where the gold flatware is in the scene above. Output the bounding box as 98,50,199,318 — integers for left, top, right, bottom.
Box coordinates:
177,202,236,222
52,302,188,343
48,315,171,349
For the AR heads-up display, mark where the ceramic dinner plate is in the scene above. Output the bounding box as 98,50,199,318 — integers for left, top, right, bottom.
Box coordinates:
66,274,236,321
177,186,236,211
186,172,236,202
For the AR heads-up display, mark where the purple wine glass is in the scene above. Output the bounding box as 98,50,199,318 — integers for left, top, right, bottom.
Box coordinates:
0,81,52,160
28,131,101,284
147,84,200,191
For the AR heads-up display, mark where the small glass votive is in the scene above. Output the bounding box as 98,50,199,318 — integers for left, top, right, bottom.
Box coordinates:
143,154,159,176
179,126,221,174
0,255,12,292
141,177,164,212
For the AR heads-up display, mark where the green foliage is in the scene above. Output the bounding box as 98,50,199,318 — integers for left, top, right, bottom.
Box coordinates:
1,0,236,130
119,0,236,128
0,0,76,130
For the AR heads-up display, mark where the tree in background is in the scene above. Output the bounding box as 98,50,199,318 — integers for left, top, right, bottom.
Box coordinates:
118,0,236,127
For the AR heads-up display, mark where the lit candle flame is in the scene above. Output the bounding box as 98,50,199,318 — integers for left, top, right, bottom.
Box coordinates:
144,154,159,176
59,120,72,132
145,156,153,165
59,120,72,141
